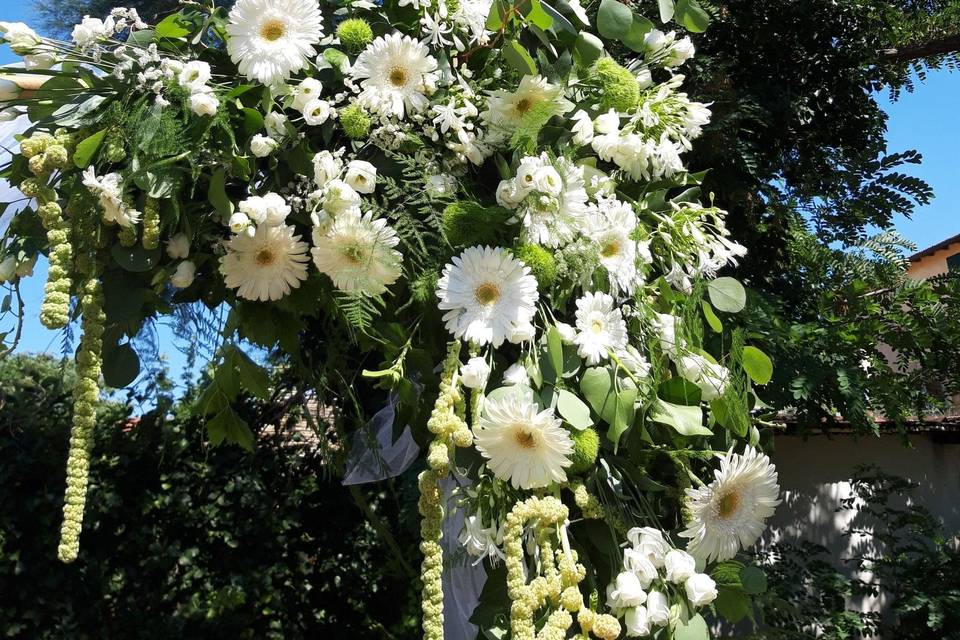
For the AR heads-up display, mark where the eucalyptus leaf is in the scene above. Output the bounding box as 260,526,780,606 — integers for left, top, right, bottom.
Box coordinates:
573,32,604,67
658,0,676,23
708,277,746,313
503,40,538,75
674,613,708,640
742,346,773,385
701,300,723,333
557,389,593,430
101,342,140,389
580,367,612,416
649,400,711,436
597,0,632,40
72,129,106,169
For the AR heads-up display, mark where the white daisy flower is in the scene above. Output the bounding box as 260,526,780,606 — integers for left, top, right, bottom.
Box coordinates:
435,245,539,347
473,395,572,489
226,0,324,85
573,291,628,365
220,223,310,301
483,75,571,131
310,211,402,296
350,33,438,118
587,197,643,296
680,446,781,562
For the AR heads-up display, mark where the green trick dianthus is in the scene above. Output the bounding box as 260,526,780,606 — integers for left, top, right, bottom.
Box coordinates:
594,57,641,112
514,244,557,289
335,18,373,53
568,427,600,475
442,202,511,247
339,103,371,140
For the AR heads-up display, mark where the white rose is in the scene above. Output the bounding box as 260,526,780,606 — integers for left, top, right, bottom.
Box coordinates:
302,98,332,126
313,150,343,187
495,179,524,209
533,166,563,196
653,313,681,356
170,260,196,289
0,22,40,54
178,60,211,90
555,322,576,344
624,605,650,638
645,591,670,627
643,28,669,53
264,111,288,139
507,321,536,344
229,211,252,234
0,256,17,282
260,192,291,226
607,571,647,610
165,233,191,260
502,363,528,386
459,356,491,390
684,573,717,608
698,361,730,401
664,549,696,583
188,91,219,117
250,134,279,158
623,548,658,589
293,77,323,111
627,527,670,568
594,109,621,134
344,160,377,194
323,179,362,216
24,50,56,70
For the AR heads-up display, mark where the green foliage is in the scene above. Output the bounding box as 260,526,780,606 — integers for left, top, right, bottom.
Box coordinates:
0,354,421,638
567,426,600,474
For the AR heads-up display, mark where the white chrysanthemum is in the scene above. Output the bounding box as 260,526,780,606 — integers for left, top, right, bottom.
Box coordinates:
436,246,538,347
680,446,781,562
81,167,140,228
483,75,571,131
220,223,310,301
587,197,644,296
474,395,572,489
226,0,323,85
311,211,402,296
574,291,628,365
350,33,438,118
512,154,588,247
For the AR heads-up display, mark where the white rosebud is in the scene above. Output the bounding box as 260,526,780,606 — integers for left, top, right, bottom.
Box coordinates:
301,98,331,126
685,573,717,608
607,571,647,610
344,160,377,194
666,37,696,66
165,233,191,259
623,548,658,589
178,60,211,90
507,321,536,344
188,91,219,117
643,28,669,53
260,192,290,226
664,549,697,583
459,356,491,390
594,109,621,135
293,77,323,111
646,591,670,627
555,322,576,344
323,179,362,216
264,111,288,139
495,179,524,209
24,49,56,70
71,17,111,48
250,133,279,157
502,363,528,386
0,22,41,55
624,605,650,638
533,166,563,196
313,150,343,188
229,211,251,234
0,256,17,282
0,79,21,101
627,527,670,568
170,260,196,289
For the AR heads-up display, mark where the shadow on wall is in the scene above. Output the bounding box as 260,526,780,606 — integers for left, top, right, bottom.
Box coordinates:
760,431,960,614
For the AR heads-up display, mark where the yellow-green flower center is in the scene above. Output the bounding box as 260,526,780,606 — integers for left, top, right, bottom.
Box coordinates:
474,282,500,305
260,19,286,42
718,490,741,519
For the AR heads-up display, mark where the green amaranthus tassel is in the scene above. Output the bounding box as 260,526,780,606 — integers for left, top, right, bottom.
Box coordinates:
141,197,160,250
29,185,72,330
117,222,137,247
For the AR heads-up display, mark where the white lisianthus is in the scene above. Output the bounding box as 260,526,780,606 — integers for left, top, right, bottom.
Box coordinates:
344,160,377,194
666,37,696,67
555,322,576,344
313,150,344,187
646,591,670,626
460,356,491,390
323,179,362,216
664,549,696,583
678,354,730,401
624,605,650,638
71,16,113,48
293,77,323,111
495,180,525,209
301,98,332,125
165,233,191,260
534,166,563,196
502,363,528,386
250,134,279,157
178,60,211,90
170,260,197,289
606,571,646,610
188,91,219,117
0,22,41,55
684,573,718,608
264,111,288,139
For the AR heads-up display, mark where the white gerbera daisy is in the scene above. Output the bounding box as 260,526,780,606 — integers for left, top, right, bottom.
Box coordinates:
680,446,781,562
220,223,310,301
350,33,438,118
483,75,572,131
573,291,628,365
226,0,324,85
474,395,572,489
436,246,539,347
311,211,402,296
587,197,644,296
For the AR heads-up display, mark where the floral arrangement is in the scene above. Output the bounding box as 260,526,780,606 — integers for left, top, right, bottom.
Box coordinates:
0,0,782,636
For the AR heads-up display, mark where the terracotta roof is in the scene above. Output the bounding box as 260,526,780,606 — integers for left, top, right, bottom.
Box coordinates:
908,233,960,262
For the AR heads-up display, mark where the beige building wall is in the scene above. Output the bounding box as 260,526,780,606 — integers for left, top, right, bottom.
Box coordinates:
907,237,960,279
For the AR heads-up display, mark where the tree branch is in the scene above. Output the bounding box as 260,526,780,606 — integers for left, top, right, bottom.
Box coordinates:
880,33,960,63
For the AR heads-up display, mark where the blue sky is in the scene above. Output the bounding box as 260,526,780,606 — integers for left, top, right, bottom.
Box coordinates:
1,2,957,376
